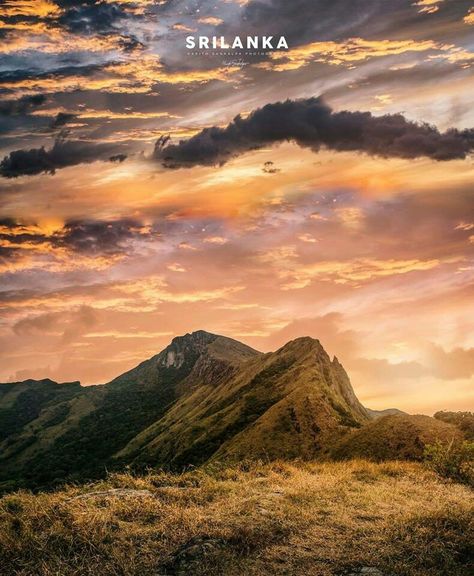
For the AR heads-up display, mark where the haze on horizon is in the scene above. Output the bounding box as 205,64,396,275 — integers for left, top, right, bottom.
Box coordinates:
0,0,473,414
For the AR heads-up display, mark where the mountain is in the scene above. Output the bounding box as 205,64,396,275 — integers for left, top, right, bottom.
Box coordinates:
0,378,81,442
0,331,258,488
0,330,459,491
115,336,369,468
366,407,406,419
0,331,371,489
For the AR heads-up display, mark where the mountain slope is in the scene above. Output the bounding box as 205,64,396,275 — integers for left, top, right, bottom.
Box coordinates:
116,336,369,468
0,378,81,442
3,330,440,491
0,331,259,488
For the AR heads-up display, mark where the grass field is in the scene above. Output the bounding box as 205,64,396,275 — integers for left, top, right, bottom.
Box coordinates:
0,460,472,575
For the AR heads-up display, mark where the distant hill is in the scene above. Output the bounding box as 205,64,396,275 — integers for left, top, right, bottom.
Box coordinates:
330,413,463,462
366,407,406,419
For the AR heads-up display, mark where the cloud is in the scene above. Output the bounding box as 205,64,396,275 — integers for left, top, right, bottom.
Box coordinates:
0,136,128,178
465,9,474,24
1,56,240,98
0,0,60,18
0,218,150,256
13,305,98,344
198,17,224,25
0,217,159,276
109,153,127,163
56,2,127,35
265,313,359,359
49,112,77,129
258,38,441,71
0,94,46,116
58,219,144,254
276,257,443,290
351,356,427,380
238,0,473,48
154,97,474,168
427,344,474,380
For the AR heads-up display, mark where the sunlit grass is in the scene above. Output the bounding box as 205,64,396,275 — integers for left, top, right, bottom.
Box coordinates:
0,460,472,575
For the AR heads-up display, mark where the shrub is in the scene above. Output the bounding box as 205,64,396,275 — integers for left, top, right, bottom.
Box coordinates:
434,411,474,440
423,439,474,486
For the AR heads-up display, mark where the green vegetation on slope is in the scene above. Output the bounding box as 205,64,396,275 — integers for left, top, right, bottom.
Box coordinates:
1,331,471,495
0,331,260,489
0,332,371,490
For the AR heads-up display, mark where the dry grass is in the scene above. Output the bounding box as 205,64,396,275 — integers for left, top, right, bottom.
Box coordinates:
0,460,472,576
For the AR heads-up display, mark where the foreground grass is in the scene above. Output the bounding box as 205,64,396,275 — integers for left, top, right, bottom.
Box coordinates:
0,460,472,576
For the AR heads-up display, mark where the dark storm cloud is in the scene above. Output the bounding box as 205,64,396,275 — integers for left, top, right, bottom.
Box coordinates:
0,137,128,178
0,95,46,116
58,219,142,254
50,112,78,129
56,1,126,35
154,97,474,168
0,217,150,261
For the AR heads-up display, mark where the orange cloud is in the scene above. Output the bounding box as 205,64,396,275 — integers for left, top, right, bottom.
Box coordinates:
203,236,229,245
465,9,474,25
0,0,60,18
2,56,240,97
172,23,196,32
267,256,447,290
413,0,444,15
257,38,447,71
32,108,180,120
198,17,224,25
0,25,132,55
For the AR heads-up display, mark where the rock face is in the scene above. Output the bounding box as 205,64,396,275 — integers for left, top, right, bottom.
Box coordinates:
0,330,440,490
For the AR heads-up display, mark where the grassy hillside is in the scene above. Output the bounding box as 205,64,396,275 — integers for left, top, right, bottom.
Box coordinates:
331,414,463,461
0,460,472,576
0,332,371,490
0,379,81,441
118,337,369,468
0,332,261,489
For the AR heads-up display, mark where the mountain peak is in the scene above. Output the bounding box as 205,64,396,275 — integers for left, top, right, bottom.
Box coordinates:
276,335,327,358
172,329,218,343
161,331,218,369
161,330,259,369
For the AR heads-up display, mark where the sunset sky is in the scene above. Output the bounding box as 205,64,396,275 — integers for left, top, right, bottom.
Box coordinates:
0,0,473,414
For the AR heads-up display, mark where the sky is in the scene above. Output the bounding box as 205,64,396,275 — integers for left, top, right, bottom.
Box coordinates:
0,0,473,414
